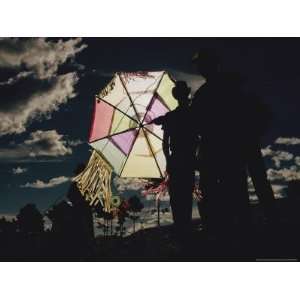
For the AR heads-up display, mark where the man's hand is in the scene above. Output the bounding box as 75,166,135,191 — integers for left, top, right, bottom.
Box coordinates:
149,116,165,125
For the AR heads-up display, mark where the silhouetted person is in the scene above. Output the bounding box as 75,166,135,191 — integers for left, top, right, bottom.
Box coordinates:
191,50,275,242
152,81,197,240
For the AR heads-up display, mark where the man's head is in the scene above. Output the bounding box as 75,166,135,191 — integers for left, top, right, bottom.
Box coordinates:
192,49,221,79
172,81,191,106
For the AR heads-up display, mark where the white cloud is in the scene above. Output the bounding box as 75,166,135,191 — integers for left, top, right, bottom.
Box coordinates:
67,139,84,147
271,184,287,198
271,151,293,168
113,177,148,192
0,72,78,136
0,214,16,221
261,145,294,168
247,177,255,193
24,130,72,157
145,192,170,202
248,177,286,199
267,166,300,182
12,166,27,174
21,176,70,189
275,137,300,145
261,145,273,157
295,156,300,166
112,177,172,202
0,130,73,160
0,71,33,86
0,38,87,79
249,194,258,202
0,38,87,136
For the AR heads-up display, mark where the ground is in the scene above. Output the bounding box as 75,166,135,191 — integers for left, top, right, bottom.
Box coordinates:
92,219,300,261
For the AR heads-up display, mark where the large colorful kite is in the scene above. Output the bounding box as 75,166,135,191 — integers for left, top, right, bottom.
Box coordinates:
88,71,178,178
74,71,178,211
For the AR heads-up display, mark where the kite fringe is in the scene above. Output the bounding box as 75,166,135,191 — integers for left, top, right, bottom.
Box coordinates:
74,150,113,212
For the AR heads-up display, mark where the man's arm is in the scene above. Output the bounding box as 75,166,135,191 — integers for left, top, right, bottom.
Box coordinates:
162,129,171,173
150,115,166,125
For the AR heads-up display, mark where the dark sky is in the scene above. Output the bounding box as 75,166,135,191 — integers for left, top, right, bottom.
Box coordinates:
1,37,300,217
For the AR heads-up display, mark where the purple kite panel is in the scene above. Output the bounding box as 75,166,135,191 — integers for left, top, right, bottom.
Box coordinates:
110,129,138,155
143,94,169,124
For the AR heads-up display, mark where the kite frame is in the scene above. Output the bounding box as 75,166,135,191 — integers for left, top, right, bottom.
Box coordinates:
89,71,177,178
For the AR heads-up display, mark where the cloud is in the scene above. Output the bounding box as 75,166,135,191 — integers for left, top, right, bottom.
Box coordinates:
295,156,300,166
260,138,300,187
0,214,16,221
24,130,72,157
0,72,78,136
112,177,171,201
275,137,300,145
0,38,87,79
267,166,300,182
261,145,273,157
0,71,33,86
67,139,84,147
271,184,287,198
271,151,294,168
113,177,148,192
0,38,87,136
144,192,170,202
248,176,286,200
249,194,258,202
0,130,74,160
168,69,206,95
247,177,255,193
261,145,294,168
21,176,70,189
12,166,27,174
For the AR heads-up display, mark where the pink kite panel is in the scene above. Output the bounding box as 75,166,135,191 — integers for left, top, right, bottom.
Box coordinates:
111,129,138,155
89,99,114,142
143,94,169,124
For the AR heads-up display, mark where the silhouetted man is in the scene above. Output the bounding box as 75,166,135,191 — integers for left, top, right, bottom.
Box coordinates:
191,51,275,240
152,81,197,239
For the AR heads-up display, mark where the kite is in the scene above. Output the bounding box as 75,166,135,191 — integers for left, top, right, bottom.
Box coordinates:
88,71,178,178
74,71,178,211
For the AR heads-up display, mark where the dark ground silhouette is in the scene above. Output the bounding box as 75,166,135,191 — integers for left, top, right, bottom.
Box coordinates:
0,182,300,261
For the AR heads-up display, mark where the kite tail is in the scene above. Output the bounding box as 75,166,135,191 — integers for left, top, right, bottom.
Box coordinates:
73,150,113,212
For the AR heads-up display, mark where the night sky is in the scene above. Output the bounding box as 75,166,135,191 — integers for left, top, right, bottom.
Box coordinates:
1,37,300,218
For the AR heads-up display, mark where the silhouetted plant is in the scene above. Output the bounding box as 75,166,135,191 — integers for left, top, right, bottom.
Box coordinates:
46,201,74,234
16,204,44,235
128,196,144,233
0,217,17,234
103,211,114,236
116,199,130,237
